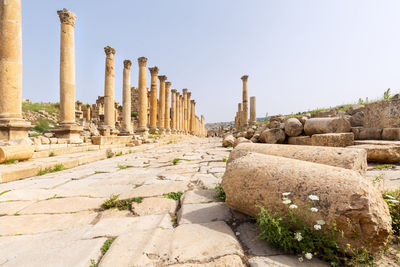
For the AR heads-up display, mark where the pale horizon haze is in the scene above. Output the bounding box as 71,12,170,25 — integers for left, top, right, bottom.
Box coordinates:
20,0,400,123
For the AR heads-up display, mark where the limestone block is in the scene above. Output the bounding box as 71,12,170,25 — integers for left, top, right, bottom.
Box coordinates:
229,143,367,174
222,152,391,252
347,104,365,115
92,136,131,145
177,202,232,224
49,138,58,144
131,197,178,216
250,133,260,143
233,137,251,148
304,117,351,136
311,108,338,118
259,128,285,144
40,136,50,144
287,136,311,146
310,133,354,147
382,128,400,140
349,111,364,127
363,99,400,128
168,255,244,267
351,127,382,140
181,189,218,204
348,144,400,163
284,118,303,137
222,134,235,147
0,145,34,164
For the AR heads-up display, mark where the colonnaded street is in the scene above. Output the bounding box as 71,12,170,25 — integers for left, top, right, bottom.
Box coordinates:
0,138,328,267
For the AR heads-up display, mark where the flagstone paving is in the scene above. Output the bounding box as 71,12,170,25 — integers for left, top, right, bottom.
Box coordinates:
0,138,328,267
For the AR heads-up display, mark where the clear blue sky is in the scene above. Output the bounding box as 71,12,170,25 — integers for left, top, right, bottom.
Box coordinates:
21,0,400,123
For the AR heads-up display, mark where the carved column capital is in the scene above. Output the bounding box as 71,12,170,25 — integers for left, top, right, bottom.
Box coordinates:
104,46,116,56
138,57,148,67
182,88,188,94
158,75,167,82
165,82,172,88
187,92,191,98
148,66,159,75
241,75,249,82
57,8,76,26
123,60,132,69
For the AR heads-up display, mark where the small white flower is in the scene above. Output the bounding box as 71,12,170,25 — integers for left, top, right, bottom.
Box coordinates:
298,257,304,262
314,224,322,230
282,192,291,196
282,199,292,205
310,207,318,212
308,194,319,201
305,253,313,260
294,232,303,241
289,204,298,209
385,194,395,199
316,220,326,225
388,199,400,203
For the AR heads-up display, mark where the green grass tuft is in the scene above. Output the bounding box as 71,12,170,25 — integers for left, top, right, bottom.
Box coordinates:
383,189,400,236
222,157,227,162
163,191,183,200
118,164,132,170
215,184,226,201
38,164,65,176
2,159,17,165
172,158,191,165
0,190,11,196
101,237,116,254
373,164,393,169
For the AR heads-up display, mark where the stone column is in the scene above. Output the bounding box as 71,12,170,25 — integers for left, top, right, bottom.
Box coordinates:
182,89,188,134
187,92,191,134
165,82,171,134
158,75,167,134
190,100,196,135
241,75,249,127
148,66,159,133
120,60,132,135
176,94,180,133
178,94,183,133
53,8,83,140
171,89,177,133
85,105,91,121
250,96,256,126
238,103,243,128
201,115,205,137
137,57,148,135
99,46,117,136
180,95,184,133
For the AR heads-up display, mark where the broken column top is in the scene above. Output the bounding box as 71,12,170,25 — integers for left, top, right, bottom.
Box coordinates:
123,60,132,69
165,82,172,87
57,8,76,26
104,46,116,55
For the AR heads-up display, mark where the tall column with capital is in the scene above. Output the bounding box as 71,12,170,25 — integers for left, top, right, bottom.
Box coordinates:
99,46,117,136
176,94,180,133
241,75,249,127
179,94,183,133
201,115,205,137
180,95,184,133
137,57,148,135
158,75,167,134
148,66,159,133
120,60,132,135
165,82,171,134
250,96,256,126
53,8,83,140
190,100,196,135
170,89,177,133
182,89,188,134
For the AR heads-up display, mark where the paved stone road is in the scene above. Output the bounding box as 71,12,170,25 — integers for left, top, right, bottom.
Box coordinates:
0,138,326,267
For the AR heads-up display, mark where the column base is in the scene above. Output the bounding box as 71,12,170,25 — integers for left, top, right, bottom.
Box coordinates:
158,128,165,134
53,124,83,143
136,126,149,137
165,128,171,135
99,125,119,137
0,118,32,141
118,129,133,136
149,127,159,135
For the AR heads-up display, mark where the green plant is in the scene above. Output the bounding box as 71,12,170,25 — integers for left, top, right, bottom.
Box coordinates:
101,237,116,254
215,184,226,201
131,111,138,118
115,151,123,157
132,197,143,203
222,157,227,162
383,190,400,236
33,118,54,133
45,195,65,200
172,158,191,165
256,192,375,266
22,101,60,114
373,164,393,169
226,144,233,148
49,152,55,157
0,190,11,196
384,88,391,100
372,173,385,185
171,216,177,223
2,159,17,165
94,171,106,174
101,194,119,209
89,259,97,267
38,164,65,176
163,191,183,200
101,195,142,210
118,164,132,170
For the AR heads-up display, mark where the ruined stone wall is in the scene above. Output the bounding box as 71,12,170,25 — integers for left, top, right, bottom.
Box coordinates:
363,98,400,128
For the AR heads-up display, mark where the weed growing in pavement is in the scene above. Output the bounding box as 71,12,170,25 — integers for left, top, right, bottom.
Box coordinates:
163,191,183,200
2,159,17,165
172,158,191,165
101,237,116,254
222,157,227,162
118,164,132,170
215,184,226,201
373,164,394,169
38,164,65,176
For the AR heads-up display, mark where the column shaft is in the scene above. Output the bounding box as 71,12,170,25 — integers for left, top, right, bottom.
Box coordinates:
103,46,116,130
250,96,256,126
158,75,167,133
165,82,171,133
241,75,249,127
171,90,176,133
121,60,132,134
183,89,188,133
148,67,159,132
137,57,148,134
